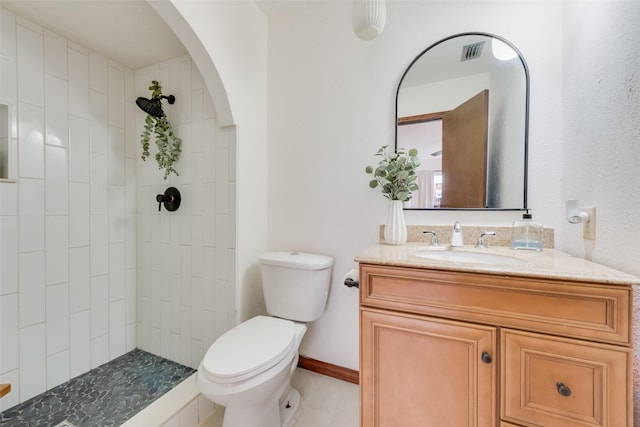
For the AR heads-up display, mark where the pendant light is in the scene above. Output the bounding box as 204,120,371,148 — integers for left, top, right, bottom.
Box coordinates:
351,0,386,41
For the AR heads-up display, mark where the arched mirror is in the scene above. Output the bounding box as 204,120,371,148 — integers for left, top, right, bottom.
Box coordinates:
396,33,529,210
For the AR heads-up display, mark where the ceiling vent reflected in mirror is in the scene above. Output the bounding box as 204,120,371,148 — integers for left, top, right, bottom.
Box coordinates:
461,41,485,61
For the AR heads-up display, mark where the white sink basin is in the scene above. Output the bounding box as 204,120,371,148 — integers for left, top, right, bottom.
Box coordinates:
411,250,526,265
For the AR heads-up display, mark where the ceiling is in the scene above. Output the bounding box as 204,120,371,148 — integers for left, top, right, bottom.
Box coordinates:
254,0,310,16
1,0,187,69
1,1,331,69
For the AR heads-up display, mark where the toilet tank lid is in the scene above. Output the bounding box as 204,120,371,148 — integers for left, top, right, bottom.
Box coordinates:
260,252,333,269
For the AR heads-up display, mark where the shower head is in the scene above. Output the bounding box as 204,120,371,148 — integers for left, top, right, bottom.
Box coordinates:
135,95,176,118
136,97,163,117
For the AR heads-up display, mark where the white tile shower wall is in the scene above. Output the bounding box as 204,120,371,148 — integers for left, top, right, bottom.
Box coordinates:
0,9,136,410
134,57,237,370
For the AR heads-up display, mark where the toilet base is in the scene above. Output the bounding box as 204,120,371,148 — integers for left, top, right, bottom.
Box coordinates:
279,387,301,427
221,385,302,427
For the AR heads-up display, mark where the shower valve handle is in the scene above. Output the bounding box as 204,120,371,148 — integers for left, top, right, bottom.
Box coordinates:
156,194,173,211
156,187,181,212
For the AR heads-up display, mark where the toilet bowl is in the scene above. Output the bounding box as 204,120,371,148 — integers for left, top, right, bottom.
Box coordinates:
196,251,333,427
197,316,307,427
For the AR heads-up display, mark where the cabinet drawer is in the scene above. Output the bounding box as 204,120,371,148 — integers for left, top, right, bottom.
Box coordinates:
501,329,631,427
360,264,631,345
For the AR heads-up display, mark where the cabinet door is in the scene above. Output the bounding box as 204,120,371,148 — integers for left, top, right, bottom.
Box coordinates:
361,308,496,427
501,329,632,427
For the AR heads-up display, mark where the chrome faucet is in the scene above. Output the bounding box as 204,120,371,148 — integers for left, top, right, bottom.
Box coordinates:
450,221,464,247
423,231,440,246
475,231,496,248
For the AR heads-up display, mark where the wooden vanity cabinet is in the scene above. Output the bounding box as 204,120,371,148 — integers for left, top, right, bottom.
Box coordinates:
359,263,633,427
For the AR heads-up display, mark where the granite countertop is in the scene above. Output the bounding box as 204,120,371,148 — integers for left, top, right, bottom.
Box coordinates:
355,243,639,286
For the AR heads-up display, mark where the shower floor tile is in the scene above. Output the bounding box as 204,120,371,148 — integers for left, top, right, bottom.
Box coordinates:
0,349,195,427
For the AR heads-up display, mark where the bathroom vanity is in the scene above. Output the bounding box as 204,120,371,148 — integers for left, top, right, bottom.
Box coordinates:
356,244,636,427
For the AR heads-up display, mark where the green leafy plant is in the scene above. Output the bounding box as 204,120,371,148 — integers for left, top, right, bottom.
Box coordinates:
365,145,420,202
140,80,182,180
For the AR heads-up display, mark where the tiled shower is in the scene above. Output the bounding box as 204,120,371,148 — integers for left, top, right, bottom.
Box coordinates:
0,8,237,412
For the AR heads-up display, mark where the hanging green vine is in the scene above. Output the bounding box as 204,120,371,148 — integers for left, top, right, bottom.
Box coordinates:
139,80,182,179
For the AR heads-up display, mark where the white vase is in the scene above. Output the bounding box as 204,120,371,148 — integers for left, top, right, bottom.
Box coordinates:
384,200,407,245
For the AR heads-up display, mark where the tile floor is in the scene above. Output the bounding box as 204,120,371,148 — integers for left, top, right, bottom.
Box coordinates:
203,368,360,427
291,368,359,427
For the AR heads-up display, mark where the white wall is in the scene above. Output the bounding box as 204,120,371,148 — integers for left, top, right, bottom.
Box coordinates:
398,73,490,116
158,0,269,325
560,2,640,421
266,0,564,371
487,56,527,208
134,57,236,370
560,1,640,273
0,11,136,409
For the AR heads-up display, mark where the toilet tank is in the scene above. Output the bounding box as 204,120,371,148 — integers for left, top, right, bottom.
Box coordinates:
260,252,334,322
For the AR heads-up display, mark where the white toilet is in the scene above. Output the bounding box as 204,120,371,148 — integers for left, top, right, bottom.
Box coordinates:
196,251,334,427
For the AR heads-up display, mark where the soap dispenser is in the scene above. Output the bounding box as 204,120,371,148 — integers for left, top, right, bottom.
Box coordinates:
512,210,543,251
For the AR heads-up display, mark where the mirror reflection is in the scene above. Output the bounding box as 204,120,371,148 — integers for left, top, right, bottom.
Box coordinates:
396,33,529,210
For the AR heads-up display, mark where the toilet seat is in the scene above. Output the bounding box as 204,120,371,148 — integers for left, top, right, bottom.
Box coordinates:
200,316,296,384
